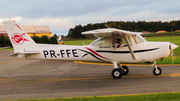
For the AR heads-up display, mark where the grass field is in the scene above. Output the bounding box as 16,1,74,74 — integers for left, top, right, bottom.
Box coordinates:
63,39,95,45
0,47,13,51
14,92,180,101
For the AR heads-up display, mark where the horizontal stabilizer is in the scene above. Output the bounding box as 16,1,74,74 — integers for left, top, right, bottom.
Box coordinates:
9,51,40,56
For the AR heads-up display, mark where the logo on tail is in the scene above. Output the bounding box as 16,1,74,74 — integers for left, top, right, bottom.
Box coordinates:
11,33,29,45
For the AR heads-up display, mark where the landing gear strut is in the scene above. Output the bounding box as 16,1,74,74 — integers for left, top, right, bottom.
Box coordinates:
111,62,129,79
152,61,162,75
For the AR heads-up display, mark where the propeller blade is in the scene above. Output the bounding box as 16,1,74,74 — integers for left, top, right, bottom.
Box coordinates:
171,29,174,67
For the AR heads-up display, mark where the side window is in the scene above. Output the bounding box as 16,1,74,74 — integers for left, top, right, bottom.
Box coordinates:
125,37,131,45
112,38,131,48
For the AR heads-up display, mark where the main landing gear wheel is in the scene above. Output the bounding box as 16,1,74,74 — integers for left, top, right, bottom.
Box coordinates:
153,67,162,75
122,65,129,75
111,68,123,79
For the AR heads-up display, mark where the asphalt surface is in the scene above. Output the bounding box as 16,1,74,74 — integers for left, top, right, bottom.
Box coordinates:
0,50,180,100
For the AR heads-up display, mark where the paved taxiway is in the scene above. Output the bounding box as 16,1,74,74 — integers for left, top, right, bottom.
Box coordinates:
0,50,180,100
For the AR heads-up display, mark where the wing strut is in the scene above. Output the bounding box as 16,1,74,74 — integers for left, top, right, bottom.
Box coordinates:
124,35,137,60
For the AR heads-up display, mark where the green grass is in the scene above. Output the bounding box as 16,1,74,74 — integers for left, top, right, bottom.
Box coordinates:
63,39,94,45
15,92,180,101
0,47,13,51
141,32,180,37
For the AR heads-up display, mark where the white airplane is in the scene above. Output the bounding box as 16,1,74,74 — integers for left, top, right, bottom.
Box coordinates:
3,20,178,79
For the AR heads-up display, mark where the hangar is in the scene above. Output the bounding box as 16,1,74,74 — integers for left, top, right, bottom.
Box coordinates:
0,25,52,37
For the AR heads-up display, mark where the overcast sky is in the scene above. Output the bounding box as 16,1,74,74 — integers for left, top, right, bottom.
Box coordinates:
0,0,180,36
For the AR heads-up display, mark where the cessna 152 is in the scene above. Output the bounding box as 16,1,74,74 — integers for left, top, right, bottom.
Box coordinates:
3,20,178,79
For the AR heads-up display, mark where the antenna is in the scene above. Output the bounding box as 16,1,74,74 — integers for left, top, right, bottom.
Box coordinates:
105,24,110,28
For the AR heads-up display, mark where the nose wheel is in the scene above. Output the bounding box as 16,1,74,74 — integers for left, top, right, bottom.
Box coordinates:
153,67,162,75
152,61,162,75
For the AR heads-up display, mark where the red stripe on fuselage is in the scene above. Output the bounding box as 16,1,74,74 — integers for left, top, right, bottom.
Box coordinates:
85,47,109,60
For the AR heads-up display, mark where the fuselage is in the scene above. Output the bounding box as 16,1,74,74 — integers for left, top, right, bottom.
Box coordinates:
25,38,173,64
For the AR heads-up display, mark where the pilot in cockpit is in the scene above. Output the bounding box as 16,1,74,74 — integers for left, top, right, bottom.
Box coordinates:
112,38,122,48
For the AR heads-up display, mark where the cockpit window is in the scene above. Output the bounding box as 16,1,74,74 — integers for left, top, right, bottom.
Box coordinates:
90,38,105,46
133,34,146,44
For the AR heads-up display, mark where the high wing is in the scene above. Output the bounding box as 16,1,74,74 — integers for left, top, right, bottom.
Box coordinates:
82,28,137,60
82,28,136,38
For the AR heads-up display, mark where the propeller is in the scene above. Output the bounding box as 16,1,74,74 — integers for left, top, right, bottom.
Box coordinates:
171,29,174,67
169,43,178,67
169,29,178,67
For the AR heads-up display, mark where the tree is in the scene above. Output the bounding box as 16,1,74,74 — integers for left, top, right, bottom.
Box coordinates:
67,28,73,37
0,35,11,47
31,36,41,43
61,35,65,38
67,25,86,38
53,34,58,39
0,35,6,47
86,23,93,30
4,38,11,47
40,35,50,44
170,21,179,31
50,37,58,44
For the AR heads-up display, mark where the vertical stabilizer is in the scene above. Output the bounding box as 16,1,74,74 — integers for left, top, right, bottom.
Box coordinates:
3,20,36,53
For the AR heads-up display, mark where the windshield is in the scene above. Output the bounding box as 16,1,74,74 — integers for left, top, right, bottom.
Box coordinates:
136,34,147,43
90,38,105,46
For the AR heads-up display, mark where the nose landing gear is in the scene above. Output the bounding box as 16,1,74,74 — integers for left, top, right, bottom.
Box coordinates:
152,61,162,75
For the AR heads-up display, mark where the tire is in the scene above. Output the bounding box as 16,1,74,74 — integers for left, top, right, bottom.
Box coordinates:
111,68,123,79
122,65,129,75
153,67,162,75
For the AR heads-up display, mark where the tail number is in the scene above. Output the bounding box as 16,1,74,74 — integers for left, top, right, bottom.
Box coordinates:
43,49,79,58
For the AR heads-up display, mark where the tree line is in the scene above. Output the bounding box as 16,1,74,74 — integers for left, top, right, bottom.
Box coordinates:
0,35,58,47
67,20,180,38
31,35,58,44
